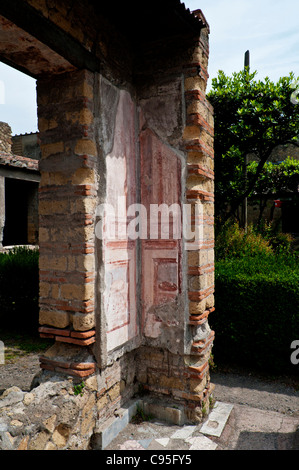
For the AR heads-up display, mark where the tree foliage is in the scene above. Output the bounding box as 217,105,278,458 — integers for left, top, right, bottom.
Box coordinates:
207,69,299,220
247,157,299,224
248,156,299,196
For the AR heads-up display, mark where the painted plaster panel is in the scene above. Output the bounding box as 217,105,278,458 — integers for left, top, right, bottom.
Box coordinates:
140,128,183,343
105,243,137,352
104,89,138,352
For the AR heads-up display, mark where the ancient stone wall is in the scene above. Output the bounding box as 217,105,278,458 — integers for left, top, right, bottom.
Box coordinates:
37,69,98,340
0,350,138,450
0,121,12,154
0,376,98,450
12,133,41,160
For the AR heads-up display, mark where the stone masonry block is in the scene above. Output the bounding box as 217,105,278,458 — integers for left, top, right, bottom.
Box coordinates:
39,310,70,329
189,299,207,316
188,274,207,291
39,282,51,298
72,312,95,332
76,254,95,272
188,249,208,266
40,142,64,159
74,139,97,156
39,199,70,216
60,282,94,302
39,255,67,272
70,168,95,185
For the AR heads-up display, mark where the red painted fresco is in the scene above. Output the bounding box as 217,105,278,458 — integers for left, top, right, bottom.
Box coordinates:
140,127,182,338
104,90,138,352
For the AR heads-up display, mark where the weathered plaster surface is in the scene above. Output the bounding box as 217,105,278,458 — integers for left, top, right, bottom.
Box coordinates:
102,88,139,353
139,121,184,355
98,76,188,358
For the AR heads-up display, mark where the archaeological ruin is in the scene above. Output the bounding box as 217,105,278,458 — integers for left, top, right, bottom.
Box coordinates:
0,123,40,248
0,0,215,450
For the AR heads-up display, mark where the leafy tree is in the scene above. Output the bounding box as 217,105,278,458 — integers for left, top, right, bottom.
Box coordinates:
207,69,299,221
247,157,299,224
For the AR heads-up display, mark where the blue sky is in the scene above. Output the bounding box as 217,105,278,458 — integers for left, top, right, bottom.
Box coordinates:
185,0,299,85
0,0,299,135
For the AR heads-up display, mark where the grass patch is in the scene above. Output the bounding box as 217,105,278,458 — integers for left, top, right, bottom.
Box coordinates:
0,328,51,363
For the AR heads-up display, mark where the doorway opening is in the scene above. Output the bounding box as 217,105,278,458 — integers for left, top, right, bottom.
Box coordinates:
3,178,39,246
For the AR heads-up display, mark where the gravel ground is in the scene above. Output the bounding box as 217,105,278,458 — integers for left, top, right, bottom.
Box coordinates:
211,366,299,417
1,354,298,417
0,352,41,394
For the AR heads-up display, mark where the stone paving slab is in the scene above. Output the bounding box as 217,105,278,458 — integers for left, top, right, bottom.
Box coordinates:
199,401,234,437
105,401,299,451
186,435,218,450
105,401,233,451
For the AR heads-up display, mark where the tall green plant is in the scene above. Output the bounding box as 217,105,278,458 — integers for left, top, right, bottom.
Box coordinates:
215,221,272,260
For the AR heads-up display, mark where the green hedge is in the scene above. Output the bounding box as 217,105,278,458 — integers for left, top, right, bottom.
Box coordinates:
0,247,39,334
210,253,299,374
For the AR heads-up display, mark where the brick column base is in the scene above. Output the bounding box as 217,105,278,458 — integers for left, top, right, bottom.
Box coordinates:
137,347,215,424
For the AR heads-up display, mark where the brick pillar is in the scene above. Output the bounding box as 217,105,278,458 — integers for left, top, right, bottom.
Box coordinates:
37,70,98,377
135,23,215,423
0,121,12,154
183,25,215,420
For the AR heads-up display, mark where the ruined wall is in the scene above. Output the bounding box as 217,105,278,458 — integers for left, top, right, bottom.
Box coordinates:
0,1,215,449
0,376,98,450
0,350,138,450
91,21,215,423
12,133,41,160
35,57,142,441
0,122,12,154
133,22,215,421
